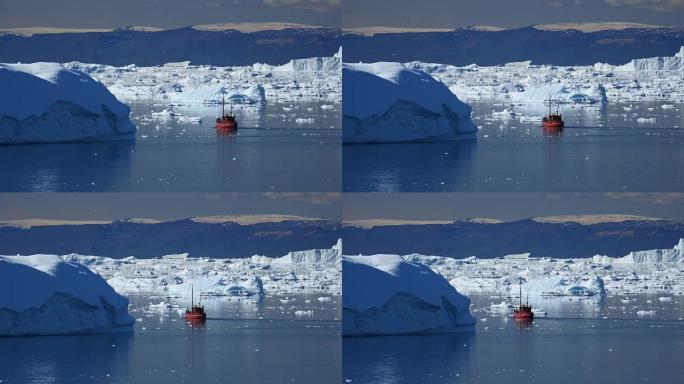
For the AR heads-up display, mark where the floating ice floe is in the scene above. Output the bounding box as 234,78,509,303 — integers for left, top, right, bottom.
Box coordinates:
342,62,477,143
0,62,136,144
0,254,134,336
342,254,476,336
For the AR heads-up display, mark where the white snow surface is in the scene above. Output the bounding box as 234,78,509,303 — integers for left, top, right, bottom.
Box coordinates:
0,62,136,143
343,254,476,336
64,50,341,105
61,242,341,297
408,46,684,103
343,62,477,143
0,254,134,336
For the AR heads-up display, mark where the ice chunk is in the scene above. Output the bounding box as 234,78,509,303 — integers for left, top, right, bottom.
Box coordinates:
0,254,134,336
521,275,606,297
509,83,607,105
0,62,136,143
343,62,476,143
616,239,684,263
343,254,476,336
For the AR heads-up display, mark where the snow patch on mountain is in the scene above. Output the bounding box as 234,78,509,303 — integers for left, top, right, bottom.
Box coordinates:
0,254,134,336
0,62,136,144
343,254,476,336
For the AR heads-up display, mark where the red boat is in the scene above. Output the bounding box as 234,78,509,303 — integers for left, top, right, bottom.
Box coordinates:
215,91,238,133
542,97,564,130
512,282,534,321
184,285,206,322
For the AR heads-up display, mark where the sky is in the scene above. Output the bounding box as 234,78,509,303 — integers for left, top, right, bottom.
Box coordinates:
0,193,341,221
343,0,684,29
0,0,341,29
343,193,684,221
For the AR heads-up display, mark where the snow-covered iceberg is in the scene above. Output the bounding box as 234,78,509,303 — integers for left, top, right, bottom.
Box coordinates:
343,254,476,336
342,62,477,143
0,63,136,144
594,239,684,263
509,83,607,105
256,47,342,73
0,254,134,336
599,46,684,72
274,238,342,264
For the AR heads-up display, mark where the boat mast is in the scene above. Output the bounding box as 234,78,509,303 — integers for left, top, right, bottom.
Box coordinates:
222,90,225,117
519,282,522,307
191,285,194,308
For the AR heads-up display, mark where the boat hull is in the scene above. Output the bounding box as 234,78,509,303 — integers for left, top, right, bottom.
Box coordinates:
184,313,206,321
216,122,237,131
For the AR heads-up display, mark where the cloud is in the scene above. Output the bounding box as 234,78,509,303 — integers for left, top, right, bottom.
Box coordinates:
606,0,684,11
603,192,684,205
261,192,340,205
262,0,341,12
547,0,683,10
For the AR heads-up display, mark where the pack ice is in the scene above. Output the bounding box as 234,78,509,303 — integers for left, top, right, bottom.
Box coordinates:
403,239,684,297
65,48,342,105
342,62,477,143
410,46,684,104
342,255,476,336
0,254,134,336
0,63,136,144
63,240,342,297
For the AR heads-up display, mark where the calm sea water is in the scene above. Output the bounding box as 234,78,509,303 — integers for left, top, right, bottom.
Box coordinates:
0,294,341,384
343,101,684,192
343,293,684,384
0,102,340,192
